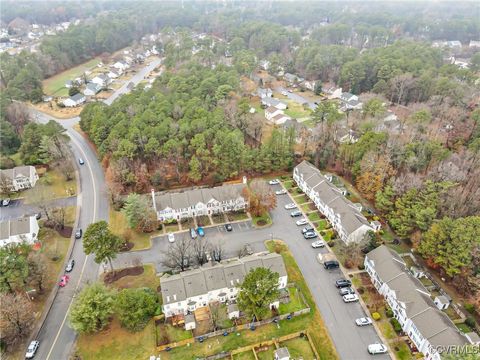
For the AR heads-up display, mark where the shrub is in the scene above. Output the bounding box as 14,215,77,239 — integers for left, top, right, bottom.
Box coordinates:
386,308,394,318
390,318,402,332
328,241,335,247
358,263,365,270
465,317,476,328
372,312,381,321
344,259,354,269
464,303,476,315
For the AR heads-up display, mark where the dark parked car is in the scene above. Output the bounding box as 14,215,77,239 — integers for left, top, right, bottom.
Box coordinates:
75,229,82,239
65,259,75,273
323,260,340,270
301,226,314,234
225,223,233,231
335,279,352,288
2,198,11,206
35,212,42,220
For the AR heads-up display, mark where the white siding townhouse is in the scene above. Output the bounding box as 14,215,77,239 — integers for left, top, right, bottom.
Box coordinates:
293,161,375,244
0,165,38,192
161,252,287,318
0,216,39,247
365,246,470,360
152,183,248,222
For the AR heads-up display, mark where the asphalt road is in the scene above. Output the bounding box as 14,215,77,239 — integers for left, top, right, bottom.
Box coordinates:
0,196,76,221
276,86,318,110
24,57,162,359
116,185,389,360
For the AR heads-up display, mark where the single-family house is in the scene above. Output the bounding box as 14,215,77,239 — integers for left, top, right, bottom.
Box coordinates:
302,80,317,91
113,60,129,71
91,74,111,87
152,183,248,222
63,93,86,107
469,40,480,48
261,97,288,110
365,246,470,360
335,128,359,144
42,95,53,102
257,88,273,99
0,165,38,192
326,87,343,100
107,68,121,79
274,347,290,360
284,73,298,85
339,92,363,111
264,106,284,121
293,161,373,244
0,216,39,247
259,59,270,71
160,252,287,318
83,83,102,96
271,113,291,125
446,40,462,48
65,80,73,88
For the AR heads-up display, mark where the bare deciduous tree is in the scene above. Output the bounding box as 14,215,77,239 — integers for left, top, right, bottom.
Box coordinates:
27,254,48,293
0,293,35,350
162,236,192,271
192,238,211,266
210,239,226,262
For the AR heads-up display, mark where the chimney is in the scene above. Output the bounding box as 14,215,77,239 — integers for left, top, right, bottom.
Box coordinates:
151,188,157,212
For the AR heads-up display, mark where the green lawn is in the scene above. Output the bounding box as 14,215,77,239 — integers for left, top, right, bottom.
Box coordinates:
164,222,179,233
283,180,294,190
307,212,320,222
23,167,76,204
392,341,413,360
316,219,328,231
301,119,316,128
256,346,275,360
293,194,309,204
457,322,473,333
109,209,154,250
227,211,249,222
233,350,256,360
43,57,101,96
107,264,159,291
252,212,272,228
378,320,396,340
284,100,312,119
278,287,306,314
156,323,193,344
281,337,316,360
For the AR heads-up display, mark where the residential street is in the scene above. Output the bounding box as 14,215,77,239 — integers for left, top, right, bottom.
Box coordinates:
275,86,318,110
116,184,390,360
0,196,76,221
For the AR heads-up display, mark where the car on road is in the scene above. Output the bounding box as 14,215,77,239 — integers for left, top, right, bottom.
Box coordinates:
342,294,359,303
275,189,287,195
367,343,388,355
225,223,233,232
301,225,314,234
290,210,302,217
303,231,317,239
335,279,352,288
65,259,75,273
59,275,70,287
168,233,175,243
296,218,307,226
323,260,340,270
2,198,11,206
284,203,297,210
25,340,40,359
190,228,197,239
355,317,373,326
287,89,293,93
311,240,325,248
35,212,41,220
75,228,82,239
78,158,85,165
339,287,355,296
197,227,205,237
268,179,280,185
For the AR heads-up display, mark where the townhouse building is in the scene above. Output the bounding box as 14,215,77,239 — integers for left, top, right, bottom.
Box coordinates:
0,165,39,192
151,183,247,222
365,246,470,360
160,252,288,317
0,216,39,247
293,161,374,244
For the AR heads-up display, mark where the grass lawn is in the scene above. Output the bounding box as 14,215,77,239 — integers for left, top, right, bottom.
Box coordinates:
378,320,396,340
233,350,256,360
43,57,101,96
107,264,159,291
227,211,249,222
278,287,306,314
456,322,473,333
281,337,316,359
256,346,275,360
301,202,315,213
23,167,76,203
283,180,294,190
301,119,316,128
109,209,153,250
252,212,272,228
392,341,413,360
307,212,321,222
293,194,309,204
212,213,226,224
316,219,328,231
164,222,179,233
76,318,156,360
284,100,312,119
156,323,193,345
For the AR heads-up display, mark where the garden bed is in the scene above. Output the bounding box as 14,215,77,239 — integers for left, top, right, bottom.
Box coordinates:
212,213,226,224
196,215,211,227
103,266,144,285
253,213,272,228
227,211,249,222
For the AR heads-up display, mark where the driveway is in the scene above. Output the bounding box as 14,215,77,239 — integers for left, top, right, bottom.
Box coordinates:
0,196,77,221
275,86,318,110
116,184,389,360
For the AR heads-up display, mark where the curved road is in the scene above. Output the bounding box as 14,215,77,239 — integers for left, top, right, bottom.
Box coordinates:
27,57,162,360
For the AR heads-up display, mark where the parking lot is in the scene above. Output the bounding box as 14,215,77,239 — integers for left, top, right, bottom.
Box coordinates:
114,181,389,359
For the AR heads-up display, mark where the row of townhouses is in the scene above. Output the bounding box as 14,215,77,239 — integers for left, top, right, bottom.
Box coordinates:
160,252,287,318
293,161,379,244
0,165,38,192
151,183,248,222
365,246,475,360
0,216,39,247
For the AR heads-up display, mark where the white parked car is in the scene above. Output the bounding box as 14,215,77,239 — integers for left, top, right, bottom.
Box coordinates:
25,340,40,359
311,240,325,248
342,294,359,303
275,189,287,195
367,343,388,355
284,203,297,210
168,233,175,243
269,179,280,185
355,317,372,326
296,218,308,226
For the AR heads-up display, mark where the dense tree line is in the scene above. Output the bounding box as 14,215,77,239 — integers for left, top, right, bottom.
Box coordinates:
80,63,295,193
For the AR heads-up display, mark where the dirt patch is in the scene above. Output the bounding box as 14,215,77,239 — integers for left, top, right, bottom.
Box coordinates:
103,266,144,284
119,241,134,252
257,220,267,226
58,226,73,238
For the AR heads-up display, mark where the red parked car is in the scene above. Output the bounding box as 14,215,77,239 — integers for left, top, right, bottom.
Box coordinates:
59,275,70,287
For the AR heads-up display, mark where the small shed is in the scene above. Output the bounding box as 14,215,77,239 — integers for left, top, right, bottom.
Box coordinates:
269,300,280,310
274,347,290,360
227,303,239,320
371,220,382,231
434,295,450,310
185,314,196,330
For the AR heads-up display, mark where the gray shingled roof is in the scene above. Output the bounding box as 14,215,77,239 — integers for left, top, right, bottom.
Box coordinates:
161,253,286,306
0,165,34,182
0,216,35,240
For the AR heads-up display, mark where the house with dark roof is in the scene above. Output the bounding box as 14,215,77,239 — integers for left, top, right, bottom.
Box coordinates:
293,161,375,243
63,93,86,107
0,165,38,192
0,216,39,247
261,97,288,110
83,83,102,96
365,246,470,360
151,183,248,222
160,252,287,318
91,73,111,87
